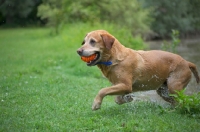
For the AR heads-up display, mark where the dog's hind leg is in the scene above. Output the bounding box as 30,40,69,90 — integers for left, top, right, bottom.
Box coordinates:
115,94,133,105
157,60,193,105
156,82,175,104
167,60,192,94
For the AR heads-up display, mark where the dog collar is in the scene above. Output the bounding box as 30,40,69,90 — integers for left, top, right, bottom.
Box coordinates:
97,61,112,66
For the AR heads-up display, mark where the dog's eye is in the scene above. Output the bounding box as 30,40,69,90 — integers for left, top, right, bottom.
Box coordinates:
81,40,85,45
90,39,96,45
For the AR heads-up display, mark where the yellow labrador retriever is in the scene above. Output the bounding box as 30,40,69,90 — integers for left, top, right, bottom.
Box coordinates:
77,30,200,110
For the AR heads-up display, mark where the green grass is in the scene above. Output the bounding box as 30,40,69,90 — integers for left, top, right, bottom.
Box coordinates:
0,24,200,131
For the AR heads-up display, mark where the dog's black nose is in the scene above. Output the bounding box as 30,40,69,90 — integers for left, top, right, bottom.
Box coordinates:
77,49,83,55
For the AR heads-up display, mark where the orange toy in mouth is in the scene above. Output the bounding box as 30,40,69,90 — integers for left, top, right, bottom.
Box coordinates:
81,54,97,63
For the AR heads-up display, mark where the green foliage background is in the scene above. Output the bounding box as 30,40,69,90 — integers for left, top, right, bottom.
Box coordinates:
37,0,152,35
0,0,41,26
1,0,200,37
142,0,200,37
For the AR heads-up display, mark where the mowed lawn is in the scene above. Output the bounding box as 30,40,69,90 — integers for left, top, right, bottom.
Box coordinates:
0,25,200,131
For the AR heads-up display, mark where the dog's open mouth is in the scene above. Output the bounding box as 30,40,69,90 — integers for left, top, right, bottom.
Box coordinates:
81,52,100,66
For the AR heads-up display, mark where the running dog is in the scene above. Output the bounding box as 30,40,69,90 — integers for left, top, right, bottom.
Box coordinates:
77,30,200,110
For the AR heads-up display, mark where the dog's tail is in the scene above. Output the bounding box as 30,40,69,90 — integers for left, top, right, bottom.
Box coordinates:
188,61,200,83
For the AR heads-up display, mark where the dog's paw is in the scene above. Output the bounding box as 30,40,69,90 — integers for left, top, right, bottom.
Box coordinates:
92,101,101,111
115,95,125,105
115,95,133,105
124,95,133,102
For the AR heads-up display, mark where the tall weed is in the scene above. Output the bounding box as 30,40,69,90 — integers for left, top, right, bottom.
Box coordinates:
161,29,180,53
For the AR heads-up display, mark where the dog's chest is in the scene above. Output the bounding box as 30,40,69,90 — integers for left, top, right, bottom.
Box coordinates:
100,68,121,84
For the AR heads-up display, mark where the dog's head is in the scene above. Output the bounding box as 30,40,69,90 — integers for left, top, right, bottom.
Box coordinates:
77,30,115,66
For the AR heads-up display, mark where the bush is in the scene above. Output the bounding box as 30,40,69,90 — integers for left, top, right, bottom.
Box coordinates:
171,89,200,117
62,22,146,50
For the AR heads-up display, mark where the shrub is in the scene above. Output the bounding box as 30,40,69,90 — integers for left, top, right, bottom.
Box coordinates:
62,22,146,50
171,89,200,117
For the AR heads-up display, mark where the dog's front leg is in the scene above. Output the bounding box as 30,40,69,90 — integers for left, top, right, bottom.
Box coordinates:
92,83,132,110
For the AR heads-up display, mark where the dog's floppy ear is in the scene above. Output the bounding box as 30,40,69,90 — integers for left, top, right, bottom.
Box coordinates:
101,33,115,50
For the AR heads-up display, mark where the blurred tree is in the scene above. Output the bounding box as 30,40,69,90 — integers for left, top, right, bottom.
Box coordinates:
142,0,200,37
188,0,200,31
0,0,41,26
37,0,64,34
37,0,153,35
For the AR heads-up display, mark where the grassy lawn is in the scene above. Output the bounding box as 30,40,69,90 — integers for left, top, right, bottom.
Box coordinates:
0,24,200,131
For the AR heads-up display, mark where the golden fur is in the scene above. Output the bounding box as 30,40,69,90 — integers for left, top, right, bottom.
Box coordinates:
77,30,200,110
